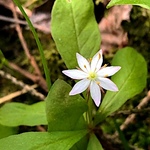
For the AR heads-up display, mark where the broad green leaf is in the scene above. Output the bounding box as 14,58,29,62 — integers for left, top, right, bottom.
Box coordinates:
70,136,88,150
94,47,147,125
0,130,88,150
51,0,100,68
0,124,18,139
0,101,47,126
46,79,88,131
87,133,103,150
107,0,150,10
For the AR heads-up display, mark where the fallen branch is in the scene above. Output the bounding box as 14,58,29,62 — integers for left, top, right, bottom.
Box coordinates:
120,90,150,131
0,70,45,102
8,62,48,91
110,107,150,116
111,90,150,139
9,2,48,91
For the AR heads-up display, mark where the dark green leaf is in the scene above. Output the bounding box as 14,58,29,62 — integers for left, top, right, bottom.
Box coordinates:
70,136,88,150
87,133,103,150
0,130,87,150
107,0,150,10
0,124,18,139
46,79,88,131
94,47,147,125
51,0,100,68
0,102,47,126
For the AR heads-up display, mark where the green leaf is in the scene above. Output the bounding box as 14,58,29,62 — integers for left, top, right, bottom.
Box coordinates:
87,133,103,150
46,79,88,131
0,130,88,150
51,0,100,68
0,124,18,139
107,0,150,10
0,50,7,69
70,136,88,150
0,102,47,126
94,47,147,125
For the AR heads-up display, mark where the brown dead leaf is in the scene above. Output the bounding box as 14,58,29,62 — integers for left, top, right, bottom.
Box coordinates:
99,5,132,56
30,0,55,33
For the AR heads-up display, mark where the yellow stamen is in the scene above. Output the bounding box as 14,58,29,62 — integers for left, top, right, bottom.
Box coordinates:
89,58,92,62
103,64,108,68
96,81,100,85
104,74,108,78
89,72,97,80
98,53,101,59
84,65,86,68
90,74,95,78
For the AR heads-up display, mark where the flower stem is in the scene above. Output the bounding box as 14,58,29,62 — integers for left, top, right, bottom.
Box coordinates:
86,92,93,125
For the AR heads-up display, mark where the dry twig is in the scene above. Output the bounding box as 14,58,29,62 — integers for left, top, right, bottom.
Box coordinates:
8,2,48,92
8,62,47,91
0,70,45,102
110,107,150,116
36,125,46,132
120,91,150,131
103,92,150,149
111,91,150,139
0,84,38,104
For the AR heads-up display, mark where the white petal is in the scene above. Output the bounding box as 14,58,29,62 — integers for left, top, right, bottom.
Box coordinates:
62,69,88,79
91,49,103,72
97,66,121,77
76,53,90,73
98,77,118,91
69,79,90,95
90,81,101,107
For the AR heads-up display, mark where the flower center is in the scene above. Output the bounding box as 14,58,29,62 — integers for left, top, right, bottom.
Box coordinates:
88,72,97,80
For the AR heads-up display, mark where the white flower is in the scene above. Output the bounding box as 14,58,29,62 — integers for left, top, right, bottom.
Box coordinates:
62,50,121,107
